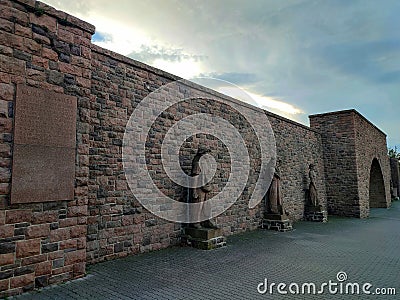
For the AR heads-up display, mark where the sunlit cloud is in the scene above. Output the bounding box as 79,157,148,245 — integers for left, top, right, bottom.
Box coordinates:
152,58,203,79
217,86,303,119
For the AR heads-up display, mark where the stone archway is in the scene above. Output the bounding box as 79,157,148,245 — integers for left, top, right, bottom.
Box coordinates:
369,158,386,208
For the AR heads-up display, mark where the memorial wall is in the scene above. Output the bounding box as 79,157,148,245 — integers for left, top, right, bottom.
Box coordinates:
0,0,391,296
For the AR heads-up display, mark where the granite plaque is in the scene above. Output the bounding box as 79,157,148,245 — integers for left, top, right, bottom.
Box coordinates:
11,85,77,204
11,145,75,203
14,85,77,148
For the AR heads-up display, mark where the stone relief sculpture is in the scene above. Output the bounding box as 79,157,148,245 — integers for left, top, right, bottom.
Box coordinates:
189,146,216,229
308,164,320,209
304,163,327,222
266,162,285,215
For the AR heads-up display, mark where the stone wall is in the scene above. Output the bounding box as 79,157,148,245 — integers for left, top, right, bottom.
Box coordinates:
353,112,391,216
309,111,359,216
0,0,93,296
310,110,391,218
267,112,327,220
389,158,400,198
0,0,390,296
88,45,325,263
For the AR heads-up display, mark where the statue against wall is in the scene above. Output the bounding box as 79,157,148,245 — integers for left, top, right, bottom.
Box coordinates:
307,164,321,211
189,146,216,229
266,160,286,216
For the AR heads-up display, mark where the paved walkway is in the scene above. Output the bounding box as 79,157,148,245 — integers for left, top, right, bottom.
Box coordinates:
14,201,400,300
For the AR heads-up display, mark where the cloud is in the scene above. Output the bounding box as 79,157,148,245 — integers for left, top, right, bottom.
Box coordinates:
217,86,303,119
41,0,400,145
204,72,259,85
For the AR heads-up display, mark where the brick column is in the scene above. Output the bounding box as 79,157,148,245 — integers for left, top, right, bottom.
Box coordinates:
0,0,94,296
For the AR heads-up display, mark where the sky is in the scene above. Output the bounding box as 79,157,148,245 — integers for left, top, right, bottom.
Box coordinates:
43,0,399,150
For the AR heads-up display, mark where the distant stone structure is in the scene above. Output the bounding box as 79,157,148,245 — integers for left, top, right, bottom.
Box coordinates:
389,158,400,199
0,0,392,296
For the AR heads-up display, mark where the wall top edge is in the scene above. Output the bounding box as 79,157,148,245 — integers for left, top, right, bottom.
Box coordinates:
14,0,96,34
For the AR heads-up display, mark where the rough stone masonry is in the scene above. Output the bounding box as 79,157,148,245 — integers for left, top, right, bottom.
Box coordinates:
0,0,392,296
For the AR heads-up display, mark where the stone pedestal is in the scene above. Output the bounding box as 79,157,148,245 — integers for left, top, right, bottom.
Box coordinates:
304,206,328,222
182,227,226,250
261,214,293,232
305,210,328,222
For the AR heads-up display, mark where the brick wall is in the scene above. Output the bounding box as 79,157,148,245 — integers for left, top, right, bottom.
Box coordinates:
353,112,391,216
0,0,93,296
267,112,327,220
389,158,400,198
309,110,360,216
88,45,326,263
0,0,391,296
310,110,391,218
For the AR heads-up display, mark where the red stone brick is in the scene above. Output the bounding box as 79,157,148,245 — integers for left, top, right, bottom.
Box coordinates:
0,5,29,26
59,239,77,250
48,250,63,260
0,167,11,183
50,228,70,242
73,262,85,276
51,265,73,275
6,209,32,224
0,54,25,75
0,82,14,101
70,225,86,238
16,239,40,258
0,210,4,225
67,205,87,217
0,18,13,32
26,68,45,81
0,279,9,292
64,249,85,265
76,237,86,249
21,254,46,266
81,46,91,59
42,47,58,61
0,224,13,238
59,62,82,77
29,13,56,33
25,224,50,239
32,211,57,224
32,32,50,45
0,118,12,133
10,273,34,289
59,217,77,228
0,30,23,49
22,38,41,55
14,23,31,38
31,55,48,69
0,72,11,83
34,261,51,276
57,28,74,44
0,253,14,266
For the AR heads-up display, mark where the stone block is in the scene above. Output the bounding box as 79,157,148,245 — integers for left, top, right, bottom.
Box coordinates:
16,239,40,258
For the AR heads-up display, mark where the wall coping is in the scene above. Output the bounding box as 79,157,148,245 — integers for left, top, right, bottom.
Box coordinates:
91,44,320,135
309,109,387,137
15,0,96,34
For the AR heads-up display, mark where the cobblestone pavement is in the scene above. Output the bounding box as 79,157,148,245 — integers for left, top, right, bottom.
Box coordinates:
14,201,400,300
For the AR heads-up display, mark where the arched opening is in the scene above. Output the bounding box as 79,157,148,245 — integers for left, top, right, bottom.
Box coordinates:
369,158,386,208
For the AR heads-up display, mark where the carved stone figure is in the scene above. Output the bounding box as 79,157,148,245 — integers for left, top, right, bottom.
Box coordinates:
308,164,320,209
189,146,215,229
266,162,285,215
